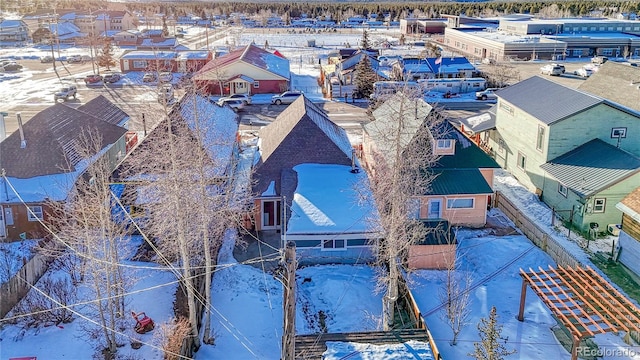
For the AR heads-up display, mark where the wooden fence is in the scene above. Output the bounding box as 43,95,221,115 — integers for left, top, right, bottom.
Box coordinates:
398,277,443,360
0,239,57,319
494,191,581,268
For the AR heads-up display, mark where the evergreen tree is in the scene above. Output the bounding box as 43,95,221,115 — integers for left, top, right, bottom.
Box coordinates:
97,39,117,71
354,54,377,98
469,306,517,360
360,29,371,50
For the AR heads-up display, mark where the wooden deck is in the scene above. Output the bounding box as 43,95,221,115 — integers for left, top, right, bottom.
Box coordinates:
294,329,431,359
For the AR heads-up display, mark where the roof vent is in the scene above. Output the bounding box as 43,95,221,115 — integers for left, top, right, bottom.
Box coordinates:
17,112,26,149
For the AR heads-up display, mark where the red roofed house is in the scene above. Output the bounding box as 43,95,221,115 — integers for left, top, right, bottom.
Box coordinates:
194,44,290,96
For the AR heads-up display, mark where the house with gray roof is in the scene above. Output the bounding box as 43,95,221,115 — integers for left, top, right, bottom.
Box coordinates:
0,101,129,241
251,95,380,264
540,139,640,234
489,75,640,231
578,61,640,113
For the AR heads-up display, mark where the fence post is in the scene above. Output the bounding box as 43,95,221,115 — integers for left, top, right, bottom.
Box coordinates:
282,241,296,360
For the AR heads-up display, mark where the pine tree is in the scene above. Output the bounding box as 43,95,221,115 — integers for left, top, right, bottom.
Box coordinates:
360,29,371,50
354,54,377,98
96,39,117,71
469,306,517,360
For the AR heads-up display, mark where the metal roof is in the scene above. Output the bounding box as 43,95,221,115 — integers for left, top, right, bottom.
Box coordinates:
426,169,494,196
457,104,497,134
497,76,602,125
540,139,640,198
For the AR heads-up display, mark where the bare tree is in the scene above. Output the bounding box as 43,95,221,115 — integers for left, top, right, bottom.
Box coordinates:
363,90,446,329
438,252,472,345
469,306,517,360
46,130,130,356
480,63,520,88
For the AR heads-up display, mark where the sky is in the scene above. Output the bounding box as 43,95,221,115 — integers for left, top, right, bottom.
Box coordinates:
1,25,638,360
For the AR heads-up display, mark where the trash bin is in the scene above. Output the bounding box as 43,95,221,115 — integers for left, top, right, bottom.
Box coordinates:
590,222,599,230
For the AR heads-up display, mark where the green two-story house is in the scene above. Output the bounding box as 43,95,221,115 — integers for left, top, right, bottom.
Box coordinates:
488,75,640,232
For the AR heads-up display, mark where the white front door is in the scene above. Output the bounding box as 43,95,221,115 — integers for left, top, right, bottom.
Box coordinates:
0,207,5,237
427,199,442,219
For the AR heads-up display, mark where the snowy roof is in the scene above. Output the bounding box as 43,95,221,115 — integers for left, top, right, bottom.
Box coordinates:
77,95,130,128
286,164,380,236
120,50,176,60
139,37,178,48
458,105,497,133
426,57,476,74
177,94,239,176
47,21,81,36
0,20,26,28
177,50,211,60
365,92,433,166
196,44,290,80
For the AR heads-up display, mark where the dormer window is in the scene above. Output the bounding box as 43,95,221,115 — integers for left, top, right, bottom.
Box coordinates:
437,139,452,149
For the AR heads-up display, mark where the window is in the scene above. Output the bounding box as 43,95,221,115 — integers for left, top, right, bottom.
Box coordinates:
322,239,345,250
517,152,526,170
253,81,260,88
28,206,43,221
133,60,147,68
536,126,545,151
558,183,568,197
447,198,474,209
498,138,505,153
437,139,452,149
594,198,606,213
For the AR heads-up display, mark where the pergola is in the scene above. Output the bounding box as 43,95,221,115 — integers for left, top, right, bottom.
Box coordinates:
518,265,640,360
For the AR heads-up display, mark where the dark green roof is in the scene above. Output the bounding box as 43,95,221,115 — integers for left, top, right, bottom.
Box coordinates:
540,138,640,198
426,169,494,196
434,122,500,169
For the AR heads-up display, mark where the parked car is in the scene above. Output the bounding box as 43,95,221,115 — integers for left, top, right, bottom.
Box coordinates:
103,72,122,84
2,62,23,72
157,84,174,103
271,90,303,105
219,93,252,105
40,55,55,63
159,72,173,83
592,56,608,65
142,72,157,83
217,98,246,112
574,67,593,78
84,74,103,84
54,84,77,102
67,55,83,64
540,64,564,76
475,88,499,100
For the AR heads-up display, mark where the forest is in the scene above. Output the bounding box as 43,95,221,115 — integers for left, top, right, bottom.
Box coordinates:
11,1,640,21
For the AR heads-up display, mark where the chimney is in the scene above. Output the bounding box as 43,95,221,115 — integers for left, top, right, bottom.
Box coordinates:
0,111,6,142
17,113,26,148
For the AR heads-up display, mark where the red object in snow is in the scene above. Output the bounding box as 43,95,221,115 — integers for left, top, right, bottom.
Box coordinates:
131,311,155,334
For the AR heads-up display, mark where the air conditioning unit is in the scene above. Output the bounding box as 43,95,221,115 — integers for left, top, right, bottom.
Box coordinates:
608,224,621,236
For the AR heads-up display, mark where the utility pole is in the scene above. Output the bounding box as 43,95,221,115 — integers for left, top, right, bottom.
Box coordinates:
282,241,296,360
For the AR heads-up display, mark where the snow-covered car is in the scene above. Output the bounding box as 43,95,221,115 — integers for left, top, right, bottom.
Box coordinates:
271,90,303,105
142,72,157,83
103,72,122,84
574,67,593,78
67,55,83,64
2,62,23,72
159,72,173,83
475,88,498,101
54,84,77,102
219,93,251,105
217,98,246,112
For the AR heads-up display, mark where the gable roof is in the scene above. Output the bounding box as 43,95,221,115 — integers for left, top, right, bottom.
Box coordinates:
579,62,640,112
196,44,290,80
427,168,494,196
540,138,640,198
497,76,602,125
458,104,496,133
77,95,129,128
364,92,433,166
425,56,475,74
259,96,353,164
0,103,127,179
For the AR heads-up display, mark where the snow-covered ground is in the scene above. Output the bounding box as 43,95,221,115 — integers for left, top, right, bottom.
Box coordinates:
2,25,639,360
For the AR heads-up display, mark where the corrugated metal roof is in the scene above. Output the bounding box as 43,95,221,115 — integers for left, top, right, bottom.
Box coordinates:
497,76,602,125
458,104,496,133
540,139,640,198
433,121,499,169
427,169,494,195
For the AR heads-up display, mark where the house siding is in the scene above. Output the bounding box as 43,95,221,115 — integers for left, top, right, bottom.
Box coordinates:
407,244,456,269
622,213,640,240
542,173,639,232
619,230,640,276
418,194,489,227
203,79,286,95
295,241,375,265
198,61,290,95
2,203,51,241
548,105,640,160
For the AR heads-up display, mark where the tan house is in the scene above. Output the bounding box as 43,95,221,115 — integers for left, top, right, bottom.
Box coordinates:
616,188,640,276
